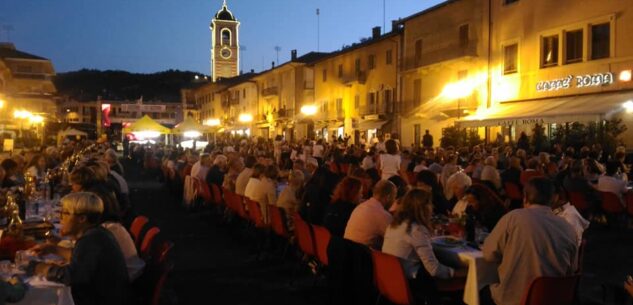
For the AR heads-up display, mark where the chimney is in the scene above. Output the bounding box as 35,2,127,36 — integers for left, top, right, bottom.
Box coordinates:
250,69,255,73
372,26,381,39
272,61,275,69
291,49,297,61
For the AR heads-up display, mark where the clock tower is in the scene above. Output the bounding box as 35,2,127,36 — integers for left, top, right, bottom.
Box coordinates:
210,0,239,82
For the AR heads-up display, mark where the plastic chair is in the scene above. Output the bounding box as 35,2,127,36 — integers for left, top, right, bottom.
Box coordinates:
293,213,315,257
568,191,590,213
140,227,161,259
211,184,224,206
245,198,267,228
504,182,523,201
234,194,248,220
311,224,331,266
130,215,149,248
626,191,633,217
198,182,214,206
600,191,625,214
269,205,289,238
150,260,174,305
520,275,580,305
371,250,414,305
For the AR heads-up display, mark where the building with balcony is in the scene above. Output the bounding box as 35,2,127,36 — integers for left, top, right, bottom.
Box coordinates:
0,43,57,123
252,51,327,141
313,27,401,144
398,0,489,149
456,0,633,147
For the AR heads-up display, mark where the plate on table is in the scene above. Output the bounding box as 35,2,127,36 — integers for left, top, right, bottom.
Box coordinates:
432,236,466,248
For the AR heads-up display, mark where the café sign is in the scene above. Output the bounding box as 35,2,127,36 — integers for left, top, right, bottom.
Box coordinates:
536,72,614,92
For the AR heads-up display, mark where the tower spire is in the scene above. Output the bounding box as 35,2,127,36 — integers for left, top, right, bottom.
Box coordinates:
223,0,227,7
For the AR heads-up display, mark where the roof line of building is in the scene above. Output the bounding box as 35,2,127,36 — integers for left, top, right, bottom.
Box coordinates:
397,0,461,24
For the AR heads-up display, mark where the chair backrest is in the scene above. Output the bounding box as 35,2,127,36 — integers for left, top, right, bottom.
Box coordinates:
211,184,224,206
520,275,580,305
245,198,265,228
293,213,315,256
269,205,289,238
199,182,214,205
568,191,590,212
130,216,149,247
311,224,331,266
626,191,633,217
504,182,523,201
371,250,414,305
140,227,161,259
600,191,625,214
234,194,248,220
406,172,416,185
151,260,174,305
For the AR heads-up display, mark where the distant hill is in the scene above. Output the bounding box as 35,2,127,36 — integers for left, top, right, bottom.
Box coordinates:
54,69,205,102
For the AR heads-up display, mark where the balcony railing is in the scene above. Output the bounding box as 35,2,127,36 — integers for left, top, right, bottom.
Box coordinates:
273,108,294,120
360,101,394,116
341,71,367,85
13,73,52,80
262,86,279,97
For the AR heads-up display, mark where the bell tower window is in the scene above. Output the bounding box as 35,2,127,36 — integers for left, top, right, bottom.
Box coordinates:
221,29,231,46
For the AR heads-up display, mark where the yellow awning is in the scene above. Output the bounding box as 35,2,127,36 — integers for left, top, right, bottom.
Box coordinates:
123,115,171,134
457,90,633,128
172,117,214,133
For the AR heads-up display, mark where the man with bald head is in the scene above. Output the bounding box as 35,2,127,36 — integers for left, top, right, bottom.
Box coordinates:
344,180,397,249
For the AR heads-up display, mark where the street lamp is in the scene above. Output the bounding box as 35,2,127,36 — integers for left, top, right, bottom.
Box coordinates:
300,105,318,116
238,113,253,123
204,118,221,126
624,100,633,113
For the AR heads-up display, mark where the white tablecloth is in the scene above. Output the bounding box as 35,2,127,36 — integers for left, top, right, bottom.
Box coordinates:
15,286,73,305
433,244,499,305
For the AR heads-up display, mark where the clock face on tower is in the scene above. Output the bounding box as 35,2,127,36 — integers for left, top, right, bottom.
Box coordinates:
221,47,232,59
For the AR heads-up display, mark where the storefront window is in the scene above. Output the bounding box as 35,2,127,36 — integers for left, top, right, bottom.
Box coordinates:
541,35,559,68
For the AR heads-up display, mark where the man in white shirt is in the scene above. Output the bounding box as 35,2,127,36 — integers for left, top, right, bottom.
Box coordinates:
344,180,396,249
190,154,210,181
482,177,577,305
597,161,628,204
552,182,589,246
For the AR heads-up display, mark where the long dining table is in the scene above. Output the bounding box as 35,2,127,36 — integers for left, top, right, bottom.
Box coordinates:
432,238,499,305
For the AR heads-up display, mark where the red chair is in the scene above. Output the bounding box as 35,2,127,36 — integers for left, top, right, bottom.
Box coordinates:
568,191,590,213
292,213,315,257
211,184,224,206
198,182,214,206
407,172,416,185
504,182,523,201
269,205,289,239
311,224,331,266
626,191,633,217
520,275,580,305
140,227,161,259
233,194,248,220
245,198,267,229
150,260,174,305
371,250,414,305
130,216,149,248
600,191,625,214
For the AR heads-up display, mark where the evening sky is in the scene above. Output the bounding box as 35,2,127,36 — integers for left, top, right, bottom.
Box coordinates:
0,0,445,74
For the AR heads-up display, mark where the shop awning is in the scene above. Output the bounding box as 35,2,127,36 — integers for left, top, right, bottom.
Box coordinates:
123,115,171,134
328,122,344,129
457,90,633,128
358,120,387,130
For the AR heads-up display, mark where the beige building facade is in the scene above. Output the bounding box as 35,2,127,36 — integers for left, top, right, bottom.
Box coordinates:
313,28,401,144
456,0,633,147
399,0,489,149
